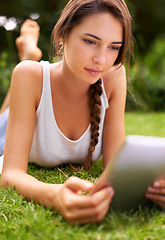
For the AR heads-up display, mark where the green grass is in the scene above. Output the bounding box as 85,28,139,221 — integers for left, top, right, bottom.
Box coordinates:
125,112,165,137
1,112,165,240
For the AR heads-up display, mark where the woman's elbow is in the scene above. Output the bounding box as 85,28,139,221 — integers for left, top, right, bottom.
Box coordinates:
1,170,15,188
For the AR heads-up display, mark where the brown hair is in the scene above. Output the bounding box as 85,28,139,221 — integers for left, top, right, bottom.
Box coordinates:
51,0,133,170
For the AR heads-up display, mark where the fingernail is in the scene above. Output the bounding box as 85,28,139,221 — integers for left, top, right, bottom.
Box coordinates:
109,187,114,197
148,187,155,192
153,182,160,187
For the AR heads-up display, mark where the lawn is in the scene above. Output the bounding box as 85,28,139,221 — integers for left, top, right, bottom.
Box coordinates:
0,112,165,240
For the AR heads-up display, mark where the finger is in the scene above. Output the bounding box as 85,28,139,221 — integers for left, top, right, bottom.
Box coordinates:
147,187,165,195
65,186,114,212
153,180,165,189
68,194,111,224
70,211,105,225
91,186,114,206
65,176,94,193
145,192,165,204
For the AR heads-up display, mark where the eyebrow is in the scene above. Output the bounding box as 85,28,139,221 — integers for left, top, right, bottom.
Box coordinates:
84,33,123,44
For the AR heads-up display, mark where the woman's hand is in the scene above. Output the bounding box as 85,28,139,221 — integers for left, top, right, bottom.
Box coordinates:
53,176,114,225
145,178,165,208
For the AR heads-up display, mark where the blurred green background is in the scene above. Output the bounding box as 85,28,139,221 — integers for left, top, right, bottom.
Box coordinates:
0,0,165,111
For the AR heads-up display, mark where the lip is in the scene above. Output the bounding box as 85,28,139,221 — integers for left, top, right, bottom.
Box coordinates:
85,68,102,76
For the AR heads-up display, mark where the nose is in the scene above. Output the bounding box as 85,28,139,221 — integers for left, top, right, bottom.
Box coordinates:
93,49,106,65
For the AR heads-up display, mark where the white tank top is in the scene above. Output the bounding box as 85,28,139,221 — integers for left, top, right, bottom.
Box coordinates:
29,61,109,167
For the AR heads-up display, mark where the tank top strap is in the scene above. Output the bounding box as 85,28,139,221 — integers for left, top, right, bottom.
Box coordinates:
37,61,52,111
40,60,51,92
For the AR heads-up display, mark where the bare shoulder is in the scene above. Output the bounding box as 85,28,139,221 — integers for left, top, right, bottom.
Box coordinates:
11,60,43,107
103,65,127,101
12,60,42,81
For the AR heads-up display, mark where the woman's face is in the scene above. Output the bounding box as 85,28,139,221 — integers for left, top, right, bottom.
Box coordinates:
62,12,123,85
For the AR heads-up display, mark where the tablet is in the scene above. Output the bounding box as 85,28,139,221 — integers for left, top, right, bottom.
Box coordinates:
92,135,165,210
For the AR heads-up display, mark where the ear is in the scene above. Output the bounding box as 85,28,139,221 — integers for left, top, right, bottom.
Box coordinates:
60,37,65,45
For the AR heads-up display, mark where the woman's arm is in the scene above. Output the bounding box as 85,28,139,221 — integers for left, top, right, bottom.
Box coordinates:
1,61,114,224
102,65,127,168
1,60,44,197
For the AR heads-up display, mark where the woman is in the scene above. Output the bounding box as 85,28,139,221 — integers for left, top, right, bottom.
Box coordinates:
1,0,162,224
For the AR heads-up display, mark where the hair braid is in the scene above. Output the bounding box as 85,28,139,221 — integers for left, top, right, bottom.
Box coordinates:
83,79,103,171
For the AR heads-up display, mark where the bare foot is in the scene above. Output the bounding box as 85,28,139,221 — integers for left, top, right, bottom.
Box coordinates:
15,19,42,62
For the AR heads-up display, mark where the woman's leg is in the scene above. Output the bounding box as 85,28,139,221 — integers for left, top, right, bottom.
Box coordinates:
0,19,42,114
15,19,42,62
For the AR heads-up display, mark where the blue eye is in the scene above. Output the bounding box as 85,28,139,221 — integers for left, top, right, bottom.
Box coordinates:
83,39,96,45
